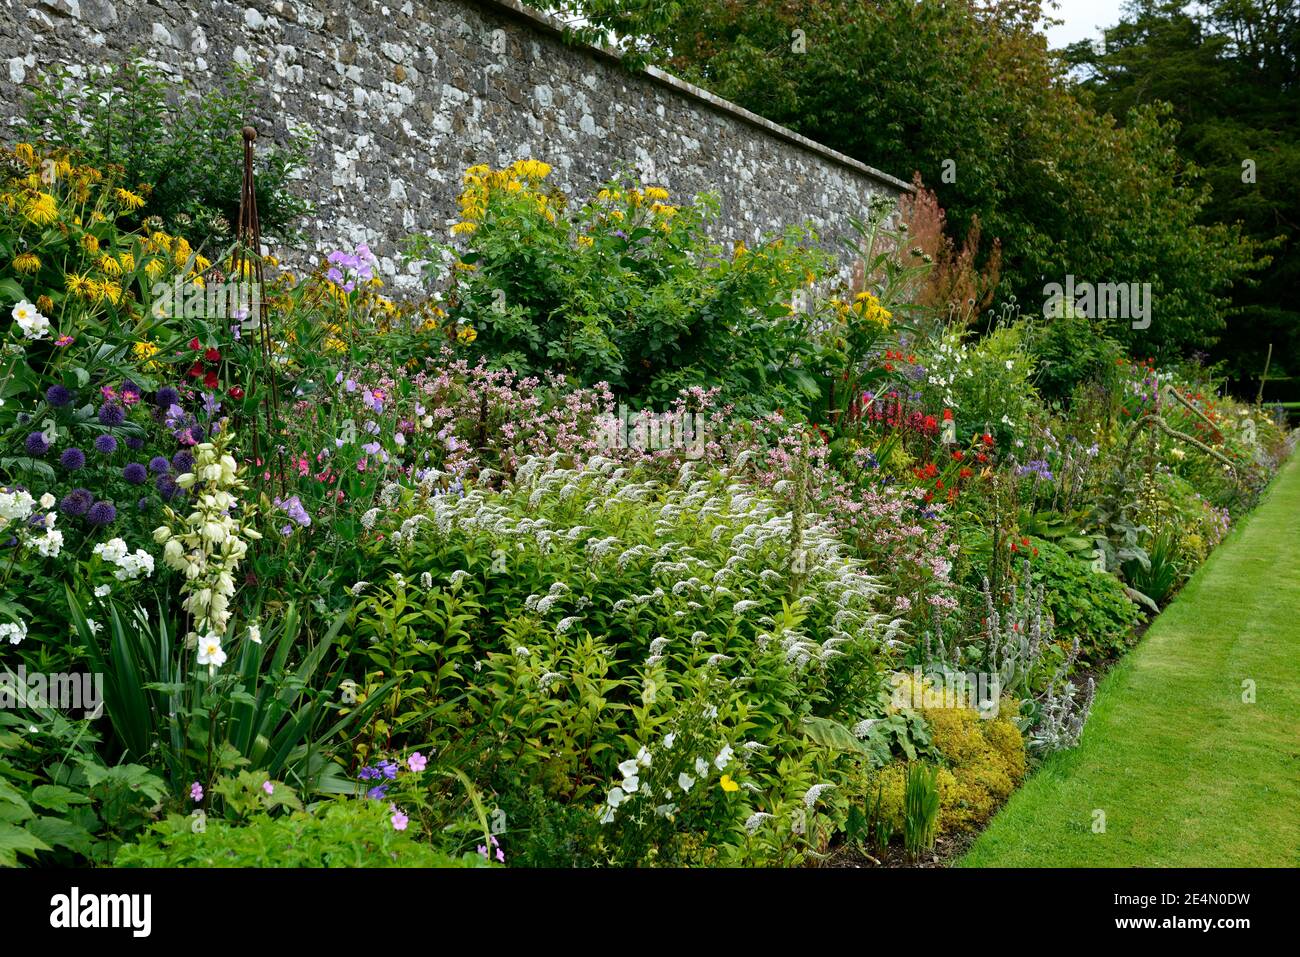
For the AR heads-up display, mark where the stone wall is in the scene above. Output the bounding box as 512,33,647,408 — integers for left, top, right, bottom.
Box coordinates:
1,0,909,287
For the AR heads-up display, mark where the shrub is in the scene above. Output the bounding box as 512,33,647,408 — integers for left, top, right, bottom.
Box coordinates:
20,58,311,246
1026,539,1141,664
409,163,832,415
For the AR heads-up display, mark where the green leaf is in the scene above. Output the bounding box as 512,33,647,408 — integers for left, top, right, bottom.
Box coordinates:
801,716,873,755
30,784,91,812
0,823,50,867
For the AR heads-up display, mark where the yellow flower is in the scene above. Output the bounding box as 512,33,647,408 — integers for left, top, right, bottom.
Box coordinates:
113,187,146,211
23,192,59,226
457,325,477,344
81,234,100,256
12,252,41,273
98,254,123,276
144,258,166,281
720,774,739,793
118,252,135,272
36,295,53,314
576,235,594,248
64,272,95,299
13,143,36,167
733,241,748,258
450,221,478,236
100,280,123,305
644,186,670,202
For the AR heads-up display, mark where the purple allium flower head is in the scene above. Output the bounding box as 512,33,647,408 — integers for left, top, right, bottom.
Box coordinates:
94,434,118,455
97,401,126,427
86,501,116,527
148,455,170,475
156,386,180,409
156,475,180,501
45,384,74,408
60,447,86,471
125,435,145,451
136,496,150,511
172,450,195,474
24,432,49,456
123,462,148,484
60,488,93,517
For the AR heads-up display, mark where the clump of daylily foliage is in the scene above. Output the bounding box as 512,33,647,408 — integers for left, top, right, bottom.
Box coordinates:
0,127,1293,869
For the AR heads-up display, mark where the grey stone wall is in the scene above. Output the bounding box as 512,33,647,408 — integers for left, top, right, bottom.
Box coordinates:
1,0,909,288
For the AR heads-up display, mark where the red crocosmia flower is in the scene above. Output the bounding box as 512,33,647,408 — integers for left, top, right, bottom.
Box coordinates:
959,467,973,479
229,386,245,400
982,433,994,446
1010,541,1019,552
935,479,945,491
189,337,202,351
1032,547,1039,557
204,347,221,363
942,409,953,421
923,491,934,503
203,371,219,389
1021,537,1030,546
923,415,937,431
188,362,204,378
952,450,964,461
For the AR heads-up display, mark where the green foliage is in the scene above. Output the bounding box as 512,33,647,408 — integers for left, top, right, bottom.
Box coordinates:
902,762,940,859
114,799,489,868
411,166,833,415
20,56,312,246
1026,539,1141,664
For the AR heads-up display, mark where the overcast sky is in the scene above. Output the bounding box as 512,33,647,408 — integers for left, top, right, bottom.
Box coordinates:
1043,0,1130,48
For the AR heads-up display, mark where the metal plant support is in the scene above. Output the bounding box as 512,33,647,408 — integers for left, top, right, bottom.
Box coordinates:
233,125,287,495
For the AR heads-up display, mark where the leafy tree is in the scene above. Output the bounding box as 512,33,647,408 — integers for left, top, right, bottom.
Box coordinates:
1065,0,1299,384
546,1,1267,361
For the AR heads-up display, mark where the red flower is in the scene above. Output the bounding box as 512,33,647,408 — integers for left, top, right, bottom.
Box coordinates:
942,409,953,421
203,371,219,389
189,337,202,351
204,347,221,363
229,386,245,400
188,362,204,378
951,449,964,461
959,467,973,479
982,433,994,446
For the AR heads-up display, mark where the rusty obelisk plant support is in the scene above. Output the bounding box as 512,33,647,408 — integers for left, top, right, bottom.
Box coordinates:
234,125,287,495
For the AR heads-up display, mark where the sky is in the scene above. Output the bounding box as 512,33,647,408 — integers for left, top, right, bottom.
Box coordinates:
1042,0,1131,48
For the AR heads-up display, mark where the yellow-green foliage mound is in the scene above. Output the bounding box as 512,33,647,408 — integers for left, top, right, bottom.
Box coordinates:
871,673,1026,835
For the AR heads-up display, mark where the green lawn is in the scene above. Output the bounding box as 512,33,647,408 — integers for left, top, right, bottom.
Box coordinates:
961,452,1300,867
